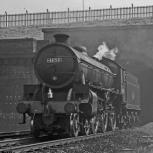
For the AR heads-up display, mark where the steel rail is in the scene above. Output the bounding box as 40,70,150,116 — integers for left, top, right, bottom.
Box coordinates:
0,136,34,149
0,130,30,139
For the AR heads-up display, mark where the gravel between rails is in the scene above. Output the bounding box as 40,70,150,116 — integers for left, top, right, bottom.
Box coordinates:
49,130,149,153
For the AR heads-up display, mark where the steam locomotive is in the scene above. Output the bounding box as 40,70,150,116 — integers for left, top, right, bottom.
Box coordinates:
16,34,141,137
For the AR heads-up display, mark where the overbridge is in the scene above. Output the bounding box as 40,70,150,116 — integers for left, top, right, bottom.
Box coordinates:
0,5,153,124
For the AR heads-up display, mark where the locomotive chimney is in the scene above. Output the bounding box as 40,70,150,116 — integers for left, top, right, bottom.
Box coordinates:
54,34,69,44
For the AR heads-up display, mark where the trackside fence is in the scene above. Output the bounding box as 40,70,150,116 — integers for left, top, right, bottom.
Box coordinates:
0,5,153,27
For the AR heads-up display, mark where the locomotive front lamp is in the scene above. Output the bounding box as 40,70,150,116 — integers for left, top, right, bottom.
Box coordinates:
48,88,53,98
52,76,57,81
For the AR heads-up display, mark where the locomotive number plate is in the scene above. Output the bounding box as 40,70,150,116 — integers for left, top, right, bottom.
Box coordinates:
47,57,63,63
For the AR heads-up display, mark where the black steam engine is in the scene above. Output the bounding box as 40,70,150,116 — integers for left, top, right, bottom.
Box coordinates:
16,34,141,137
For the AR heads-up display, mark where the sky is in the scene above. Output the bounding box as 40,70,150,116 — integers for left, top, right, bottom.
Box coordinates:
0,0,153,14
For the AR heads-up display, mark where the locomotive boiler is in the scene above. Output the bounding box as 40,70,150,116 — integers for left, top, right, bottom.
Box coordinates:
16,34,141,137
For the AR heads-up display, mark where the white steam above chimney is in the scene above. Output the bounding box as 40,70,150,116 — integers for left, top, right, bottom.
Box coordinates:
93,42,118,61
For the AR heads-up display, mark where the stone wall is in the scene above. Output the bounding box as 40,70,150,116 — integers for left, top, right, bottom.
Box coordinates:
0,27,43,40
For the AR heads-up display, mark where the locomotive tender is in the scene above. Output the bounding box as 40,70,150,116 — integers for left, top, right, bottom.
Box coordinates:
16,34,141,137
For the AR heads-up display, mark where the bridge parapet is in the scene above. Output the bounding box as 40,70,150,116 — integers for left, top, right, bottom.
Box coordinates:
1,5,153,28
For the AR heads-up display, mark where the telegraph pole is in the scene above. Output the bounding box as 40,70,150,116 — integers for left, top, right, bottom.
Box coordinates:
82,0,84,11
82,0,85,21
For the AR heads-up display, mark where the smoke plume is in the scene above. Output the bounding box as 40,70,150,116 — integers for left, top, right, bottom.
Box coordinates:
93,42,118,61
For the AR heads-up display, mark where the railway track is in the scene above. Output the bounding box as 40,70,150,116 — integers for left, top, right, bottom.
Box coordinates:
0,129,153,153
0,130,30,140
0,131,116,153
0,134,58,150
0,136,33,149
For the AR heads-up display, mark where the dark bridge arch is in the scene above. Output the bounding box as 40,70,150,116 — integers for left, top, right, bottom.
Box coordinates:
119,58,153,125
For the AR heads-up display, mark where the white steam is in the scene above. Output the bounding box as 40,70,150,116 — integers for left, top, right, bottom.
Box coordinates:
93,42,118,61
